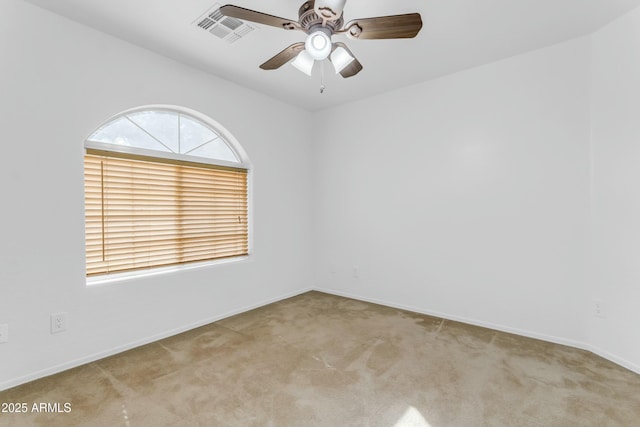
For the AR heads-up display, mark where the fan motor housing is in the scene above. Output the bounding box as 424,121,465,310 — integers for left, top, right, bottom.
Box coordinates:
298,0,344,33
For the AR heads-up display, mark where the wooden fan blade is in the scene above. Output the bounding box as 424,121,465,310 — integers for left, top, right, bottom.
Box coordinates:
342,13,423,39
331,43,363,78
260,43,306,70
219,5,302,31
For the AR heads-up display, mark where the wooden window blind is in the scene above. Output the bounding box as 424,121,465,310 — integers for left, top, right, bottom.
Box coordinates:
84,150,248,276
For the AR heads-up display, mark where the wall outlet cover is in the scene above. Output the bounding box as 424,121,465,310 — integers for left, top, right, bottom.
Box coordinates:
0,324,8,343
593,300,606,318
51,313,68,334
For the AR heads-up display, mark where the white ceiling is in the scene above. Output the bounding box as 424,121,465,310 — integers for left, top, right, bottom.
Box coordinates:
23,0,640,111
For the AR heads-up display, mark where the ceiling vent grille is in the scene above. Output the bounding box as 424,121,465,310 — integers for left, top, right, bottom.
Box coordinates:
194,3,255,43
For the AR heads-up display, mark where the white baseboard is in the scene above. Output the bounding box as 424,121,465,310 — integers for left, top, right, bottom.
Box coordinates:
586,344,640,375
314,287,640,376
3,285,638,391
0,287,313,392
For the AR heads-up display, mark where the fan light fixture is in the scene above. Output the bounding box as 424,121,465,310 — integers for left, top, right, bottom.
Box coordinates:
330,46,355,74
291,50,315,76
292,43,355,77
305,31,332,60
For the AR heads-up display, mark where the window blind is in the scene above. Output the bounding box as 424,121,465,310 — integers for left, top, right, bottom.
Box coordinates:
84,151,248,276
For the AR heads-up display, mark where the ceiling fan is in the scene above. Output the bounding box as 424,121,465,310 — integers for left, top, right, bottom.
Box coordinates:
219,0,423,78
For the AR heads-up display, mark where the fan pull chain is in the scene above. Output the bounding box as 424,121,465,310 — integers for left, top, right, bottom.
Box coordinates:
320,62,325,94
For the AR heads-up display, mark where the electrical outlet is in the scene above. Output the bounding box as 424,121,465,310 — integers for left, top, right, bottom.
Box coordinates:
352,265,359,279
0,324,8,343
593,300,606,319
51,313,68,334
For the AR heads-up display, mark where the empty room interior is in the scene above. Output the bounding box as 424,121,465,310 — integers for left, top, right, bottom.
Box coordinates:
2,0,640,426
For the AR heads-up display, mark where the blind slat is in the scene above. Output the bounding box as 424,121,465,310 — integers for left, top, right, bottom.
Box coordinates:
85,153,249,276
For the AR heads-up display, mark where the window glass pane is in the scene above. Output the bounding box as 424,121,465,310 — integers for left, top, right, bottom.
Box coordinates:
88,117,171,152
179,115,219,153
188,139,239,162
87,110,242,163
127,111,179,153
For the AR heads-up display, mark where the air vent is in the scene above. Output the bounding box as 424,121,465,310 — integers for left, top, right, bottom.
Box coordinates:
193,3,255,43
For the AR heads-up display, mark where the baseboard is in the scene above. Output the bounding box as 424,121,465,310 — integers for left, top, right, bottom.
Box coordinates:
0,287,313,392
314,287,640,376
4,285,638,391
587,345,640,375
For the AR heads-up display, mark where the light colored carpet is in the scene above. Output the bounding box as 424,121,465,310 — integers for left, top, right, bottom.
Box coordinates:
1,291,639,426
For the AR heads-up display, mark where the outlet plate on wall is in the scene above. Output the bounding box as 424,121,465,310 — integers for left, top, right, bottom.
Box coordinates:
0,324,8,343
51,313,68,334
593,300,606,318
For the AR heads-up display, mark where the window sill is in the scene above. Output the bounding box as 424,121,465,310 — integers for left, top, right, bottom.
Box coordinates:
86,256,250,287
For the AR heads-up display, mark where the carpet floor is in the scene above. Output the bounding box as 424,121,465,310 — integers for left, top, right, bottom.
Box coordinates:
1,291,639,426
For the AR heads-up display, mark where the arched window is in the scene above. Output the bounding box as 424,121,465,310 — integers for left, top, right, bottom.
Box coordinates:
84,107,250,278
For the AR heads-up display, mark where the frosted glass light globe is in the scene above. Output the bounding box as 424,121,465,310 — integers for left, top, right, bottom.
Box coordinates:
305,31,332,60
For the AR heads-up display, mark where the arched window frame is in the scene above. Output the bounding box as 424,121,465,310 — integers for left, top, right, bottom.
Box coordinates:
85,105,251,170
84,105,252,284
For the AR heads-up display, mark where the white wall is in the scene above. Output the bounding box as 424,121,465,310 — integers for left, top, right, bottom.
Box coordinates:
589,7,640,372
313,37,593,346
0,0,313,390
3,0,640,391
313,10,640,374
